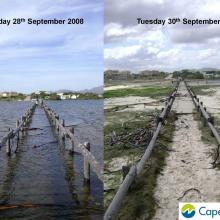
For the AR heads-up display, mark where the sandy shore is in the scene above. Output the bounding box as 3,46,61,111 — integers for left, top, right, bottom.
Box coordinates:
197,87,220,114
105,96,164,112
153,82,220,220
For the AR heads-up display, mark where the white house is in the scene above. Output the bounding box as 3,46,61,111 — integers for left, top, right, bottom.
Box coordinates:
71,94,79,99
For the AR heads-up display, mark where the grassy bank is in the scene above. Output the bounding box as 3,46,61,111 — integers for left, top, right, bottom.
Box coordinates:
191,85,217,95
104,109,177,219
104,86,172,99
193,110,220,170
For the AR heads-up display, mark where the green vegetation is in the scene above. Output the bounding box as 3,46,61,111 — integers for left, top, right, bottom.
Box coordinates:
104,86,172,99
105,111,154,160
104,111,156,209
205,71,220,79
77,93,101,100
191,85,217,95
30,92,101,100
0,93,26,100
49,93,61,100
104,70,167,83
116,112,176,220
173,70,204,79
104,109,177,219
193,111,220,170
31,92,61,100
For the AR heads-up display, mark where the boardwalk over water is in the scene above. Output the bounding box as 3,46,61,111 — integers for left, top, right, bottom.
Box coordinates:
0,101,103,220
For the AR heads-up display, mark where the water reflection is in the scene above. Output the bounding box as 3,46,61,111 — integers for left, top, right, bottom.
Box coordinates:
0,100,103,219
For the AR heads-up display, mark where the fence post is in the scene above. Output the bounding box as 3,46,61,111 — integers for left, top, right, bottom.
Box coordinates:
56,115,60,131
122,165,130,180
84,142,90,181
70,127,74,152
6,128,11,156
16,120,20,140
22,116,25,135
61,119,65,141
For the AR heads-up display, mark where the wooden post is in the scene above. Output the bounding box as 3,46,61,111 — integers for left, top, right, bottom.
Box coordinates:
210,116,214,125
84,142,90,181
6,128,11,156
70,127,74,152
122,166,130,180
21,117,25,135
56,115,60,131
203,118,207,127
16,120,20,140
61,119,65,140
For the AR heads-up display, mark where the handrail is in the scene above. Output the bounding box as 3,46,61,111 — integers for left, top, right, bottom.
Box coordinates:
184,80,220,148
0,103,37,155
104,80,180,220
41,102,103,181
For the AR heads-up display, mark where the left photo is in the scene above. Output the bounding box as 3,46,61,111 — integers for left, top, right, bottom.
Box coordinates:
0,1,103,219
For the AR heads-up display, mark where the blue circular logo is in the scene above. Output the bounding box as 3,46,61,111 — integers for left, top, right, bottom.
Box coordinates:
181,204,196,218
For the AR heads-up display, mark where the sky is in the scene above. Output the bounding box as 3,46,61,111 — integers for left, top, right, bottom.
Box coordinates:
105,0,220,72
0,0,103,93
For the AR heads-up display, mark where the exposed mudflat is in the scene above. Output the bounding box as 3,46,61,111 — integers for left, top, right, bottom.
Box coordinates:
105,96,163,112
153,82,220,220
196,87,220,114
104,85,135,91
105,80,171,91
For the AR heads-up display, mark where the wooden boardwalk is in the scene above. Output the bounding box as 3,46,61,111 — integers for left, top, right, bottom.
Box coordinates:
0,101,103,182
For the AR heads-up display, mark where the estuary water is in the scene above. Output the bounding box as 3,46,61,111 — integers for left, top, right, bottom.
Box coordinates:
0,100,103,220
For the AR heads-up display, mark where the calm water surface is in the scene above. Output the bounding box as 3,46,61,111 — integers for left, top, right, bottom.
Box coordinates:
0,100,103,220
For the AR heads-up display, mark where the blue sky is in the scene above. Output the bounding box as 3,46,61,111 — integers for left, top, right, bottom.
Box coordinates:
0,0,103,93
105,0,220,72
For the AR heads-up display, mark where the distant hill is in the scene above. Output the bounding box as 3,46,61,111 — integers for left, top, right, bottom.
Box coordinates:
188,68,220,72
79,86,103,95
56,89,73,93
55,86,103,95
199,68,220,72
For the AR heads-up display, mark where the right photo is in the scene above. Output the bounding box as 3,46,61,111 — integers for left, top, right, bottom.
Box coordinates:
104,0,220,220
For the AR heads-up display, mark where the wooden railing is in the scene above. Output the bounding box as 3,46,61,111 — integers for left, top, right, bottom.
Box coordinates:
184,80,220,150
104,81,180,220
0,103,37,155
41,102,103,181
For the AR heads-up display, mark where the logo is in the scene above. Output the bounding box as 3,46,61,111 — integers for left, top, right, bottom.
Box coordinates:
181,204,196,218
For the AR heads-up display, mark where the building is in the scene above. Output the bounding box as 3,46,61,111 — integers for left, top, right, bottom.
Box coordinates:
0,92,19,97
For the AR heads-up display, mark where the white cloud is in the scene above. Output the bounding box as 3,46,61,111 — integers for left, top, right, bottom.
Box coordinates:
105,23,137,40
105,45,141,59
0,0,103,92
105,0,220,71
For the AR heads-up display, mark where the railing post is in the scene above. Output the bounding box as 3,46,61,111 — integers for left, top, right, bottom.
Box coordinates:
122,165,130,180
16,120,20,140
84,142,90,181
61,119,65,141
70,127,74,152
6,128,11,156
56,115,60,131
22,116,25,135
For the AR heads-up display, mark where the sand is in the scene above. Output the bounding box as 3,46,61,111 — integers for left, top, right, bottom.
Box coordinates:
104,96,163,112
197,87,220,114
153,82,220,220
104,85,133,91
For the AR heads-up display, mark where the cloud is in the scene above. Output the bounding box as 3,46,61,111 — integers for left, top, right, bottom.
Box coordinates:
0,0,103,92
105,0,220,71
105,45,141,59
